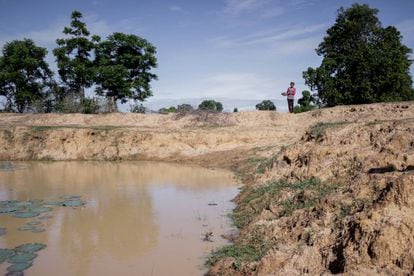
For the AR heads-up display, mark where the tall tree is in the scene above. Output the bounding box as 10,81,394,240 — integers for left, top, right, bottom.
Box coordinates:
53,10,99,100
0,39,53,112
94,32,158,112
303,4,413,106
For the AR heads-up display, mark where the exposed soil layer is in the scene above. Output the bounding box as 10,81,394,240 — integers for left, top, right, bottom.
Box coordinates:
1,102,414,275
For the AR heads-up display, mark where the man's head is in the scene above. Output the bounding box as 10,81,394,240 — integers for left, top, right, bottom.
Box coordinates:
290,82,295,87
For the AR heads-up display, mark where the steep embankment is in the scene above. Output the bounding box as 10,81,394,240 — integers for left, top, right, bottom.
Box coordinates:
1,102,414,275
0,111,306,167
208,103,414,275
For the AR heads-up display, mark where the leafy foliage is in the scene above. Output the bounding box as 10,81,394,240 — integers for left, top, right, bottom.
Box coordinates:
53,11,99,99
255,100,276,111
177,103,194,114
158,106,177,114
94,32,158,112
303,4,413,106
293,90,317,113
198,100,223,112
130,102,146,113
0,39,53,112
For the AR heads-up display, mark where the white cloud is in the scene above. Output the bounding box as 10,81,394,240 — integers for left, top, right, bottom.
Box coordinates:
223,0,267,16
222,0,318,19
169,5,183,12
270,36,320,55
198,72,278,99
209,23,325,55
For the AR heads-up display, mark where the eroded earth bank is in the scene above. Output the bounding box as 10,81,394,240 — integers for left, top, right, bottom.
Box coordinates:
1,102,414,275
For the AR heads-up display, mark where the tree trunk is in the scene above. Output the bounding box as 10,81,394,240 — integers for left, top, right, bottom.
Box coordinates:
107,96,118,113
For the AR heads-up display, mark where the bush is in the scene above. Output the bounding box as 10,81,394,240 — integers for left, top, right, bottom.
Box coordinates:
198,100,223,112
233,107,238,112
81,98,100,114
158,106,177,114
293,90,317,113
177,104,194,114
256,100,276,111
130,102,146,113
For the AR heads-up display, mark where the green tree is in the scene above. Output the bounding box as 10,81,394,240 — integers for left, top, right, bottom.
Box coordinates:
177,103,194,114
293,90,316,113
256,100,276,111
53,10,99,100
198,100,223,112
0,39,53,112
94,32,158,112
303,4,413,106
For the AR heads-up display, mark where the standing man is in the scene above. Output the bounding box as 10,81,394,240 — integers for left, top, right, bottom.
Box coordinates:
283,82,296,113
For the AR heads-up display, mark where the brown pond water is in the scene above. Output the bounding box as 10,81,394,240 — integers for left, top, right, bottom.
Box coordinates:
0,161,239,276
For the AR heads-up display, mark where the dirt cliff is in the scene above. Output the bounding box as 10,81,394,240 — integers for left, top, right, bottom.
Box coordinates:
1,102,414,275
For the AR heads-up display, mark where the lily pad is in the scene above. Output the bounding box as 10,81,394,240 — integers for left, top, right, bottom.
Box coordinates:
30,228,45,233
62,200,85,207
30,206,52,213
0,249,15,264
7,262,32,273
63,195,81,200
38,215,53,220
45,201,63,206
8,253,37,263
18,225,35,231
0,205,24,214
15,243,46,253
26,221,41,226
5,271,24,276
12,212,40,218
13,201,34,208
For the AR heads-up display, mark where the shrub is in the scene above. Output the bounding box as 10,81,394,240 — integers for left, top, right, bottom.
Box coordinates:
130,102,146,113
256,100,276,111
158,106,177,114
198,100,223,112
293,90,316,113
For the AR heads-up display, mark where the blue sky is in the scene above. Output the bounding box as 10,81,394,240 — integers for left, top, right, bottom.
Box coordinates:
0,0,413,111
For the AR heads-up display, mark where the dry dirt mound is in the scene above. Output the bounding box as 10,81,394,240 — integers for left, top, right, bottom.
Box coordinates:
1,102,414,275
208,103,414,275
0,111,306,166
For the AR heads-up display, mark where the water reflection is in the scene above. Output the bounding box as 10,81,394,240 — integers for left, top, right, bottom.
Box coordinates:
0,161,237,275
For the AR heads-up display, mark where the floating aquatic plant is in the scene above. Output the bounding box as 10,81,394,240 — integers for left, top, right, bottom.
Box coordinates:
15,243,46,253
8,253,37,263
7,262,32,273
0,243,46,273
0,249,15,264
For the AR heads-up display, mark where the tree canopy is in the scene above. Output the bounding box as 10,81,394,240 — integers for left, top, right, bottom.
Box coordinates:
293,90,316,113
0,39,53,112
198,100,223,112
94,32,158,112
256,100,276,111
53,10,99,99
303,4,413,106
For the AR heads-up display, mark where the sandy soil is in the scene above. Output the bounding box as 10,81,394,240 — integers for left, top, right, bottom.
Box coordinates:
1,101,414,275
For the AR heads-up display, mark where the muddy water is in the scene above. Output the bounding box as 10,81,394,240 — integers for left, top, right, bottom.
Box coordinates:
0,162,239,276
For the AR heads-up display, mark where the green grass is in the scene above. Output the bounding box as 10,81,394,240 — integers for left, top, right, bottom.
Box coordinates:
206,229,274,268
231,178,338,228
